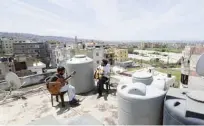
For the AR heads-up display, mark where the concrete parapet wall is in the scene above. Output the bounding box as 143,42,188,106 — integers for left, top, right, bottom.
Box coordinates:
0,72,55,90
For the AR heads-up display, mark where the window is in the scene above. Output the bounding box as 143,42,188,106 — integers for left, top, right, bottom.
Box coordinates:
34,45,40,48
96,52,99,56
96,60,100,64
0,69,2,74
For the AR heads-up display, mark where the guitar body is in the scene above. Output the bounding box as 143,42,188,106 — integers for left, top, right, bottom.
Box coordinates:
47,82,61,95
47,71,76,94
94,67,104,79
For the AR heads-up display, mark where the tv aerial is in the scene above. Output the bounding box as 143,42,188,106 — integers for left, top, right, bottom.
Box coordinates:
0,72,26,104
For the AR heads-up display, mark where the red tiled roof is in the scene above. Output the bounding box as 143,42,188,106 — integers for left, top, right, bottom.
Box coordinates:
190,70,199,76
191,47,204,55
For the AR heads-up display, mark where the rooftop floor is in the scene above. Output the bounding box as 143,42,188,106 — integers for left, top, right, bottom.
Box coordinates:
0,69,179,125
0,83,119,125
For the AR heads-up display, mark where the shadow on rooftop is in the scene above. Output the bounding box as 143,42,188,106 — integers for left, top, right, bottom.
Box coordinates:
78,86,98,96
53,101,70,115
53,101,81,115
103,88,117,101
108,88,117,96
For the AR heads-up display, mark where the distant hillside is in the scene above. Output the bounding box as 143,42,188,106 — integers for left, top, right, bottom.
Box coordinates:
0,32,75,43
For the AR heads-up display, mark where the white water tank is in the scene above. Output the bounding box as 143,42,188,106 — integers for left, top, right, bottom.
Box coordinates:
151,78,166,91
164,88,204,125
117,83,166,125
132,71,153,85
66,55,94,94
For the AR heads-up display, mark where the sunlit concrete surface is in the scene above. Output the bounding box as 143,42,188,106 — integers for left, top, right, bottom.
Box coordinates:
0,83,118,125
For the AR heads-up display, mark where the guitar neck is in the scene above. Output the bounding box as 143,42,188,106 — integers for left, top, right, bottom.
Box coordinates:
64,72,75,80
64,75,72,80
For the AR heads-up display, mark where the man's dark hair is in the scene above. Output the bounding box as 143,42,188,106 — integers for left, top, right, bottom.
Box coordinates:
57,66,65,72
102,59,108,65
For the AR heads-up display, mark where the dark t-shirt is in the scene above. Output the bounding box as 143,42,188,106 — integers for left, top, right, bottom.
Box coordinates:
49,73,64,82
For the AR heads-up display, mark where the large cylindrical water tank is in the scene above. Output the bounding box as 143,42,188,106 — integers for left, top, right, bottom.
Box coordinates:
163,88,204,125
151,78,166,91
65,55,94,94
117,83,166,125
132,71,153,85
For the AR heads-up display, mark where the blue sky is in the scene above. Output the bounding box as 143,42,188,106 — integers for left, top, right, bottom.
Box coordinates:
1,0,204,41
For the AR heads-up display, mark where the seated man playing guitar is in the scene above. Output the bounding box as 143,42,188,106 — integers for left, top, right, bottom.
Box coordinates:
49,66,79,105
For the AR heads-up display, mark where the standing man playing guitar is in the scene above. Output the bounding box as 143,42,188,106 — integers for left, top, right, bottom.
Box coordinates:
49,66,79,105
94,59,110,98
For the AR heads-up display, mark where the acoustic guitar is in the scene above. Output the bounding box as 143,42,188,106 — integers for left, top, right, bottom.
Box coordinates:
94,67,104,80
47,71,76,95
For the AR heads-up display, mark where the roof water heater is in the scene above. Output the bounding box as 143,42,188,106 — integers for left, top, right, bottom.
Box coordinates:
132,71,153,85
163,88,204,125
65,55,94,94
117,83,166,125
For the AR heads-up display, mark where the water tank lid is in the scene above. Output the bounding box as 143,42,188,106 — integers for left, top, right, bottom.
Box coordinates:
74,55,86,58
132,72,152,79
187,91,204,102
67,55,93,64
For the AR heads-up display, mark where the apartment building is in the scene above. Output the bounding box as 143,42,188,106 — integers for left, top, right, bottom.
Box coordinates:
114,48,128,63
92,47,104,69
0,37,15,55
50,46,75,67
13,42,48,58
86,45,105,69
104,49,115,65
139,42,152,49
13,42,50,68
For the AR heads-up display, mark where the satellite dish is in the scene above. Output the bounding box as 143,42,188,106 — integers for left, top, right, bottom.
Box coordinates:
0,72,27,104
196,53,204,76
5,72,22,90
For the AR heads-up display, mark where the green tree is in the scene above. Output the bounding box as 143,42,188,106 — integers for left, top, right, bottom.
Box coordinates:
128,48,134,54
161,48,166,52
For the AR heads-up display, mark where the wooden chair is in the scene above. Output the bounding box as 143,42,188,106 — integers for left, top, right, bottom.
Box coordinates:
45,77,66,107
50,91,66,107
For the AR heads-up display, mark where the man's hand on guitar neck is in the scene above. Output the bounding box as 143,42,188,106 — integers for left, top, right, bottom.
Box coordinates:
65,80,69,84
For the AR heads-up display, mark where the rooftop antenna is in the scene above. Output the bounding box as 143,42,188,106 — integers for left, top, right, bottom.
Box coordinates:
0,72,26,104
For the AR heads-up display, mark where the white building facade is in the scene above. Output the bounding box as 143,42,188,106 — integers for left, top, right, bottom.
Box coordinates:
86,46,105,69
50,45,74,67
